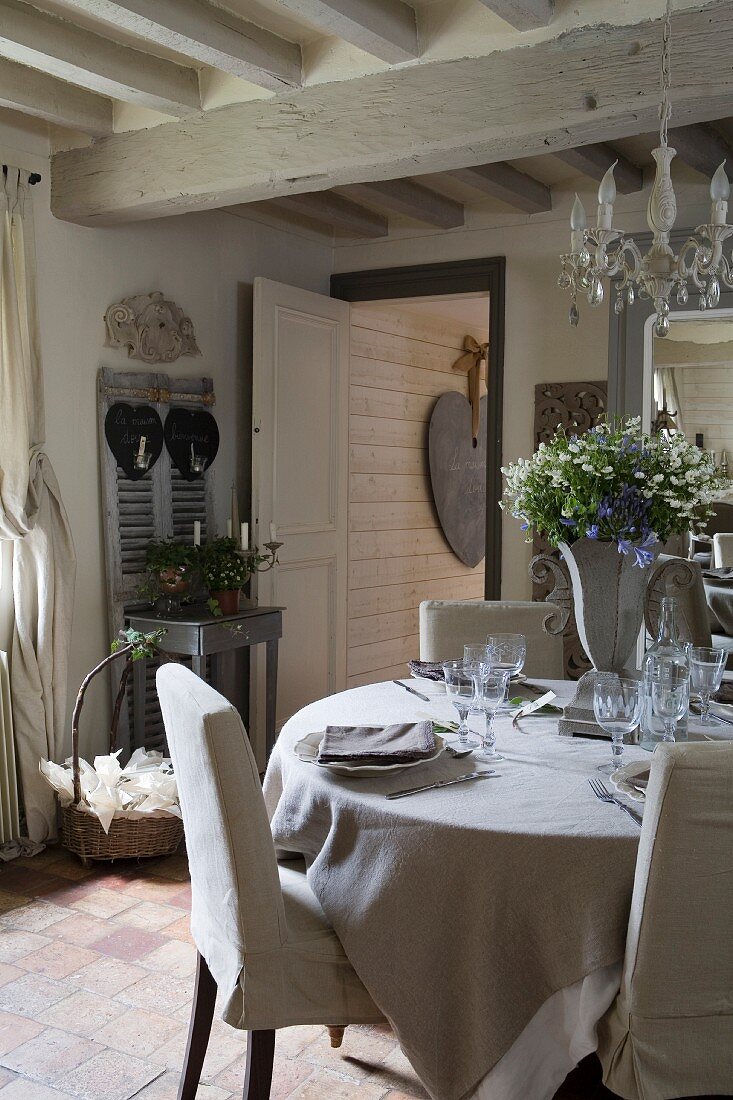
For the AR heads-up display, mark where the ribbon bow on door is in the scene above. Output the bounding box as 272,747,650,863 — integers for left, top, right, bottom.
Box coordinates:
452,335,488,445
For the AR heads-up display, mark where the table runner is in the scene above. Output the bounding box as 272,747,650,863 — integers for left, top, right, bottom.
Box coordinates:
264,680,645,1100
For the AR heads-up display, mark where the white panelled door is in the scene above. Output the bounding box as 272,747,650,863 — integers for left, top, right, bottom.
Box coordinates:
251,278,350,760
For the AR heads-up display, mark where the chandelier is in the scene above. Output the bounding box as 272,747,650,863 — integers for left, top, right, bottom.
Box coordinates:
558,0,733,337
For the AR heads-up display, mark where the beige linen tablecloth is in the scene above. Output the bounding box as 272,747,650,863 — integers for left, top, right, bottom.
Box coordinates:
264,680,645,1100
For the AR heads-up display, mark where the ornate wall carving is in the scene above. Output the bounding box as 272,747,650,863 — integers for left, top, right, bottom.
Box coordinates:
104,291,200,364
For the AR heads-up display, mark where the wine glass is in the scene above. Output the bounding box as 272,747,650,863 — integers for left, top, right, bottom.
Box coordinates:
486,633,526,704
442,661,480,750
593,674,643,773
463,644,492,713
686,645,726,724
476,669,509,760
650,658,690,743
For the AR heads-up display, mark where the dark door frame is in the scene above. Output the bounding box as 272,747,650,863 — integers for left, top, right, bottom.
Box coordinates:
331,257,506,600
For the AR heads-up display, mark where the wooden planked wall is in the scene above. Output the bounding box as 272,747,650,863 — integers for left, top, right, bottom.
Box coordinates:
676,365,733,464
347,303,487,687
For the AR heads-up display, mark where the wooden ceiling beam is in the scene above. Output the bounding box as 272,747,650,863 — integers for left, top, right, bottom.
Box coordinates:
272,0,417,64
49,3,733,224
269,192,388,237
0,55,111,135
553,142,643,194
473,0,553,30
55,0,302,92
448,162,551,214
0,0,199,117
669,123,733,180
339,179,463,227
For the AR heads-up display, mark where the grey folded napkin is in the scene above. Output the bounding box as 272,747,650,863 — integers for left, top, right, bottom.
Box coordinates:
318,721,436,765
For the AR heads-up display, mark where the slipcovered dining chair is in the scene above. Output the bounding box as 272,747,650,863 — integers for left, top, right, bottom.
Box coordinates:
419,599,564,678
597,742,733,1100
645,555,712,647
713,531,733,568
156,664,384,1100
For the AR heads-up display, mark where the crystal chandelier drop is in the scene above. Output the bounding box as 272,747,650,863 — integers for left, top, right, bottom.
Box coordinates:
558,0,733,337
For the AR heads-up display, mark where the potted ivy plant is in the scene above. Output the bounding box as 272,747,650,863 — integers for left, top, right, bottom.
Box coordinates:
142,539,197,612
199,536,251,615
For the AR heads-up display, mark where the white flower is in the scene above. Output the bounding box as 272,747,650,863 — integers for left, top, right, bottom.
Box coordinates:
582,462,594,472
634,471,645,479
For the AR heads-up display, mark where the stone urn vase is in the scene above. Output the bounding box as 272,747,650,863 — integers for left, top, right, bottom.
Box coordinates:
545,539,659,736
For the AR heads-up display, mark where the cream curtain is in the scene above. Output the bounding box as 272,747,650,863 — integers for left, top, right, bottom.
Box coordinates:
0,166,76,843
653,366,684,435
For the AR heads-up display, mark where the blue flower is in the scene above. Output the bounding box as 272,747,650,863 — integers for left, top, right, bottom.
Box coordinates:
586,524,599,539
559,517,576,526
520,522,529,531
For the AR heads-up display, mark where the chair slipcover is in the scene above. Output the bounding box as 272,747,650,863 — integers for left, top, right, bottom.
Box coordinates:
597,742,733,1100
713,532,733,568
419,600,564,678
156,664,382,1031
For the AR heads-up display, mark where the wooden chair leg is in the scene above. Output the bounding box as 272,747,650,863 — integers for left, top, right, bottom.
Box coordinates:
178,952,217,1100
243,1029,275,1100
327,1026,346,1048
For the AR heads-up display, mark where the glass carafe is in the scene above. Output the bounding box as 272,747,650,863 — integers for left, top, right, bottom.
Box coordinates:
640,596,689,748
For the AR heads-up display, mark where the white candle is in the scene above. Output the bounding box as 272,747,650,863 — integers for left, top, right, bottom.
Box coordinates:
241,522,249,550
596,161,617,229
269,522,277,543
226,519,232,538
710,161,730,226
138,435,146,456
193,520,201,547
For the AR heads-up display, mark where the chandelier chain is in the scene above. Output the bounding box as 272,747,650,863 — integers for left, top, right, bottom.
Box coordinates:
659,0,672,147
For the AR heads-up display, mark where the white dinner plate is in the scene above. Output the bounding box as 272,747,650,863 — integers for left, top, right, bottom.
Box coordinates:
609,760,650,803
293,729,447,777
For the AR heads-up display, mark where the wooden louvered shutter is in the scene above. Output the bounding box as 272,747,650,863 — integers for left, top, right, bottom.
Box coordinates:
98,368,216,750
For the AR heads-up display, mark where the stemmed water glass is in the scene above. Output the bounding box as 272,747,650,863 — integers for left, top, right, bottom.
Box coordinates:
686,645,726,724
476,669,509,760
442,661,480,751
486,633,526,704
463,644,492,713
592,674,643,773
650,658,690,743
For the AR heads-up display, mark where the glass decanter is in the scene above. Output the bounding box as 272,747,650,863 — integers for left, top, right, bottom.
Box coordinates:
639,596,689,748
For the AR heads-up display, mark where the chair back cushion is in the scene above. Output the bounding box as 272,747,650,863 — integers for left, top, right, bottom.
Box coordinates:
598,742,733,1099
156,665,284,990
419,600,563,678
713,531,733,568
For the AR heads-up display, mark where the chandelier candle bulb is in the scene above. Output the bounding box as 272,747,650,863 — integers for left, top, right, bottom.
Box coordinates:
596,162,617,229
570,193,587,251
710,162,730,226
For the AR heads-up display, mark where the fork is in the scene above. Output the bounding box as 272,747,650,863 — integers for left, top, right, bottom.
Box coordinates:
588,778,643,827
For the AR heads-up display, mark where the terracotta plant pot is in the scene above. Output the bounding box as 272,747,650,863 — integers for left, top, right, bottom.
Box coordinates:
210,589,241,615
158,568,189,596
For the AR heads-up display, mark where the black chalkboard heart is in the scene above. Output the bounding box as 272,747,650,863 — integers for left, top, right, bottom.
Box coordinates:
164,407,219,481
104,403,164,481
428,392,487,568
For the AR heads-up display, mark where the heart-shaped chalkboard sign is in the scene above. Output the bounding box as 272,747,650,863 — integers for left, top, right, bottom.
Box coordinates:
104,403,164,481
164,408,219,481
428,392,487,568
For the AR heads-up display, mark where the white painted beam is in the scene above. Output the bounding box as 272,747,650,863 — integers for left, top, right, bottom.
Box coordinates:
474,0,553,30
269,192,388,237
0,0,199,117
57,0,302,91
448,162,550,213
553,143,643,194
0,55,111,134
50,3,733,224
273,0,417,64
669,124,733,180
340,179,463,227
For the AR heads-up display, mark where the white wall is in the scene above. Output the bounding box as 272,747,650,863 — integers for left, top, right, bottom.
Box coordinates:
333,178,716,602
2,121,333,756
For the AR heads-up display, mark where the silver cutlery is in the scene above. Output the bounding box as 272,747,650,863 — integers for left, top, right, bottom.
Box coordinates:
392,679,430,702
690,703,733,728
387,770,498,800
588,778,643,826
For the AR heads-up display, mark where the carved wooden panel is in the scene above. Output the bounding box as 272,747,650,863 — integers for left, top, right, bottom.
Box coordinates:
531,380,608,679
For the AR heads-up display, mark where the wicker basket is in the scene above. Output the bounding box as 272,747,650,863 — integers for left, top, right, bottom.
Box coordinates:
61,804,183,864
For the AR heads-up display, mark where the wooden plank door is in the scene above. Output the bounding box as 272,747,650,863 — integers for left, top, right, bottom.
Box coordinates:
251,279,350,760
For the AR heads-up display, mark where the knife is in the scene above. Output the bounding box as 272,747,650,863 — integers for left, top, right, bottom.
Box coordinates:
690,704,733,728
392,679,430,702
386,770,499,800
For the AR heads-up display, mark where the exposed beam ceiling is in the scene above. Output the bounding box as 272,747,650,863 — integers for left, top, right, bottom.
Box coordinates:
339,179,463,228
271,0,418,64
553,143,643,195
0,0,199,117
669,123,733,179
55,0,302,92
0,54,111,134
50,3,733,225
474,0,553,31
448,162,551,214
268,192,388,237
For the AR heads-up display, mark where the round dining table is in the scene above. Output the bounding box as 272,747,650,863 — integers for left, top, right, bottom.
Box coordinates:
263,679,650,1100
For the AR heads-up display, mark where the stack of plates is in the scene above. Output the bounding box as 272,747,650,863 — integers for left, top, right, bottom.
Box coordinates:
294,730,448,777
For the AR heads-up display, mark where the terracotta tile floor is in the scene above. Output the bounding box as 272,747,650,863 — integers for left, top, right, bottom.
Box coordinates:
0,847,613,1100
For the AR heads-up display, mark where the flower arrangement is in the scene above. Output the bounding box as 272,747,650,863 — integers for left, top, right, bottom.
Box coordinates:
199,536,251,592
501,417,727,568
